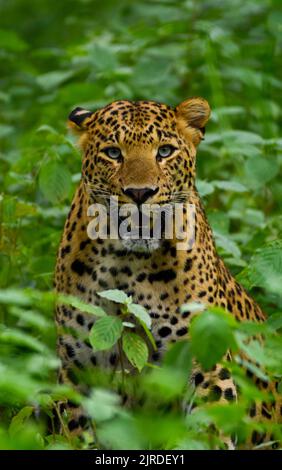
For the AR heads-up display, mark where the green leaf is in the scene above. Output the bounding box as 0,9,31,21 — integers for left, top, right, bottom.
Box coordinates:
206,403,246,435
246,241,282,294
90,44,118,72
98,289,130,304
36,70,74,91
58,294,107,317
212,180,248,193
127,303,152,328
122,332,148,372
36,125,58,135
190,309,236,370
196,180,215,197
162,342,192,390
83,389,121,422
222,130,264,146
244,157,279,188
144,367,187,400
9,307,53,332
0,289,31,306
164,341,192,372
97,415,145,450
266,312,282,331
0,327,47,353
214,232,241,258
39,160,72,203
89,316,123,351
9,406,34,437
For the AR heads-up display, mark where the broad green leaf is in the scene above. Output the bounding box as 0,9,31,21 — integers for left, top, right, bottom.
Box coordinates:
266,312,282,331
213,106,244,119
131,57,174,88
127,303,151,328
209,211,230,235
9,406,34,437
175,436,210,450
228,363,269,402
0,424,43,450
36,70,74,91
9,307,53,332
135,413,187,449
97,415,145,450
98,289,129,304
90,44,118,71
144,366,187,400
234,351,269,382
214,232,241,258
197,180,214,197
58,294,107,317
235,331,282,376
36,125,58,135
222,130,264,145
206,403,246,435
244,157,279,188
39,160,72,204
245,241,282,294
0,327,47,353
0,365,39,405
212,180,248,193
89,316,123,351
164,341,192,372
190,309,236,370
0,289,31,306
122,332,148,372
83,389,121,422
244,209,265,228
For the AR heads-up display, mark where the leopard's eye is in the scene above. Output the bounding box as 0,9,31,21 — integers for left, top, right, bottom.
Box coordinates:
104,147,122,160
157,145,175,160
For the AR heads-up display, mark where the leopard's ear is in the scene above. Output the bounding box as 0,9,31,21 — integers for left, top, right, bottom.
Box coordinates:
68,107,94,132
175,97,211,146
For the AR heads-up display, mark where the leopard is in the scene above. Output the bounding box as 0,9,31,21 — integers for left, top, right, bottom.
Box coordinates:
54,97,281,449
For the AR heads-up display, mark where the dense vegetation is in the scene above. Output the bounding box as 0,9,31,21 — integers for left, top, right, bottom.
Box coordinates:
0,0,281,450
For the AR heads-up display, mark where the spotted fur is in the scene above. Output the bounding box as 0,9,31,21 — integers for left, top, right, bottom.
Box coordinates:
55,98,281,448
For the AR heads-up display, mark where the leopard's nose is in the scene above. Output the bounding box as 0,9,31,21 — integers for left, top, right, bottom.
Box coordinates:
122,186,159,204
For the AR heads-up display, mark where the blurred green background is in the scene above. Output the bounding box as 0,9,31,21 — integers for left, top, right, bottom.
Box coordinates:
0,0,281,450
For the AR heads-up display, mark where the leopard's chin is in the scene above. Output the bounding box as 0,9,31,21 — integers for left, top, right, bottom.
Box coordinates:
121,238,161,253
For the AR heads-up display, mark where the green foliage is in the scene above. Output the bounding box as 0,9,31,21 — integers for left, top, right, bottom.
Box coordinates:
190,307,237,370
38,160,72,204
90,316,123,351
0,0,281,450
90,289,153,367
122,332,148,372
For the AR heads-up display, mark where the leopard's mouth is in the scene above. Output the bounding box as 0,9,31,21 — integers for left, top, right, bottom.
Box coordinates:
117,206,171,242
86,197,178,244
121,238,161,253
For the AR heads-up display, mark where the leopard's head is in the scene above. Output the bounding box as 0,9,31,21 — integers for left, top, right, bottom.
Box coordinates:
69,98,210,251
